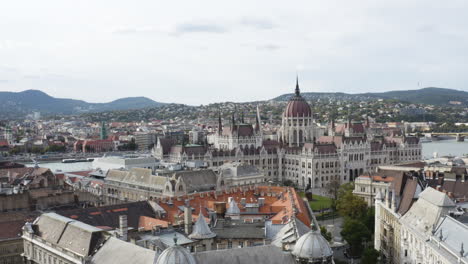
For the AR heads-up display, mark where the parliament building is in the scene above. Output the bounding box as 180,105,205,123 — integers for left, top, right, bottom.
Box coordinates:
153,79,422,190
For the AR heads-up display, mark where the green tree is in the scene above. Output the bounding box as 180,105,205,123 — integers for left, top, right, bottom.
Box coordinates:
30,146,44,154
341,219,372,257
361,247,380,264
325,179,340,211
282,179,295,187
45,145,66,152
320,226,332,242
336,183,367,219
9,147,21,155
362,207,375,232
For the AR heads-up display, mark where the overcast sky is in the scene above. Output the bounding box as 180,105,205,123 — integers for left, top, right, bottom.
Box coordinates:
1,0,467,105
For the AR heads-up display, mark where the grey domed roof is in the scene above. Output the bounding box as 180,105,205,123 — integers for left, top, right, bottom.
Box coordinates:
189,211,216,240
155,240,197,264
292,230,333,261
226,199,240,215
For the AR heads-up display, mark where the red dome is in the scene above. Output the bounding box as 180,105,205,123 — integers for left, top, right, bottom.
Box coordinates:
283,76,312,117
284,95,312,117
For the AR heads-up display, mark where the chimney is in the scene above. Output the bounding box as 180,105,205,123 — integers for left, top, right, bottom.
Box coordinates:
119,215,128,242
184,206,192,235
228,197,233,203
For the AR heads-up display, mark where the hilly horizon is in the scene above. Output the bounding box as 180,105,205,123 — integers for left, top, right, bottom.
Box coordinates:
273,87,468,106
0,87,467,120
0,89,165,119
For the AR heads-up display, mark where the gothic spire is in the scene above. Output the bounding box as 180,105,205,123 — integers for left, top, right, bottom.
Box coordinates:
295,75,300,96
218,110,222,135
255,105,261,131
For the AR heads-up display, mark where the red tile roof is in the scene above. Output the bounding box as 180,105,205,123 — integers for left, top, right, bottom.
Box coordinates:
156,186,311,228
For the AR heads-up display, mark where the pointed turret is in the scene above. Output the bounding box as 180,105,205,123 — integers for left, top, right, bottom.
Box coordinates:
225,198,241,220
188,210,216,240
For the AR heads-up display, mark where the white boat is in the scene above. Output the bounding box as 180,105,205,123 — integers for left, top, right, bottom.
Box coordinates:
420,137,432,143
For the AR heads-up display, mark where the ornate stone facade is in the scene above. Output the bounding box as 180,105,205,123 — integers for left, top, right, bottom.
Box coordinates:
153,79,422,191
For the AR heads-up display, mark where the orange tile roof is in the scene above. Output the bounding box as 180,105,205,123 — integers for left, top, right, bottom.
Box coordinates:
359,175,395,183
138,216,169,230
155,186,311,228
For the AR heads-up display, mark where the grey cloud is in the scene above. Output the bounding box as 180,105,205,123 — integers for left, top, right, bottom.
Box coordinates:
0,66,18,72
113,28,139,34
417,24,436,33
174,23,228,35
240,17,275,30
23,75,40,79
112,23,228,36
112,26,156,35
257,44,281,51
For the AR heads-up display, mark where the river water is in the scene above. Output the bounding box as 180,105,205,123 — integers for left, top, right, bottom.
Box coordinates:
421,139,468,159
24,140,467,172
25,161,93,172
